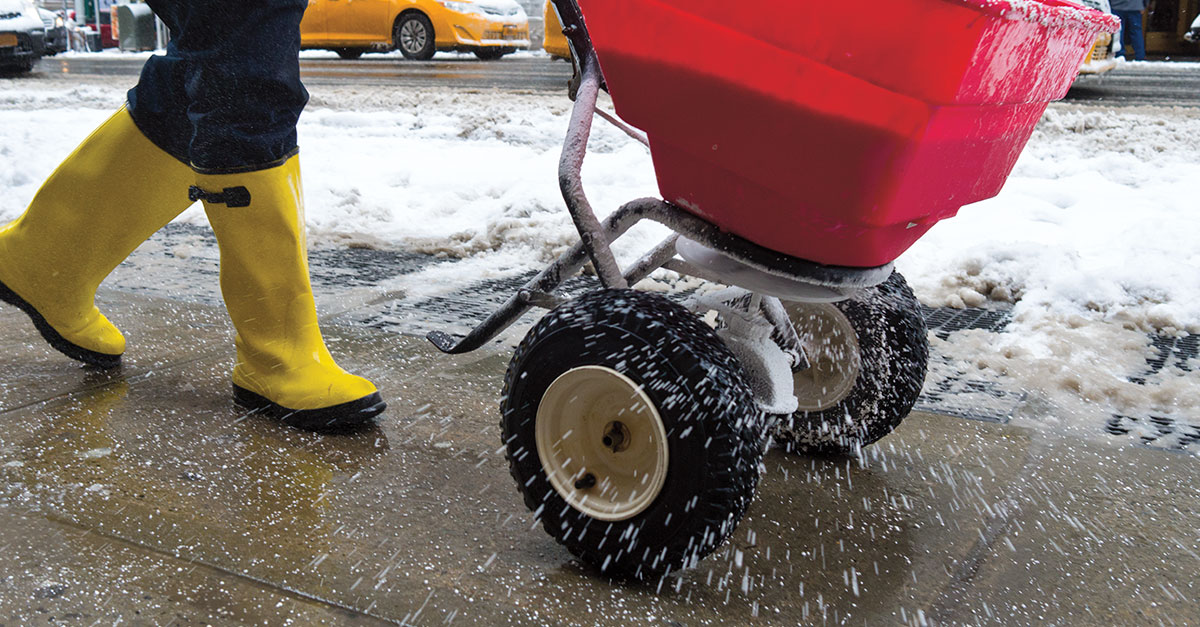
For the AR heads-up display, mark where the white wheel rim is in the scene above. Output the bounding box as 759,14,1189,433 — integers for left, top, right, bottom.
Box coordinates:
535,366,669,522
786,303,861,412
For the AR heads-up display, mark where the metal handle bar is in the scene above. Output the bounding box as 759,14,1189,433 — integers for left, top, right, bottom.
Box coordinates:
548,0,627,289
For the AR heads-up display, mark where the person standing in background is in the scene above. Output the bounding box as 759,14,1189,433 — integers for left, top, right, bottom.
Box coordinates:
1111,0,1148,61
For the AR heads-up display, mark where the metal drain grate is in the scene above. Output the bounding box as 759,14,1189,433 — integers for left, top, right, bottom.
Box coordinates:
1130,333,1197,384
915,306,1021,423
921,305,1012,339
357,271,601,339
915,369,1025,424
1107,414,1200,452
308,247,437,288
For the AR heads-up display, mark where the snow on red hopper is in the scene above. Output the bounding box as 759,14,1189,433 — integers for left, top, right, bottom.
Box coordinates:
576,0,1120,268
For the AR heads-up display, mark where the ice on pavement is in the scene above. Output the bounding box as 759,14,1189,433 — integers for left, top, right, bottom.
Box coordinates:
1,78,1196,433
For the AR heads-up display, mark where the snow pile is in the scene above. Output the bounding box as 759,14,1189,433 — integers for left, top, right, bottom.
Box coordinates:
298,96,660,263
901,105,1200,336
899,105,1200,427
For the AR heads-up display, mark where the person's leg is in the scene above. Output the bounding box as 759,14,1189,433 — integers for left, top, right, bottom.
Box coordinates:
171,0,384,429
197,156,385,430
156,0,309,172
1113,10,1147,60
1128,10,1146,61
1113,10,1127,58
0,2,196,367
126,0,192,163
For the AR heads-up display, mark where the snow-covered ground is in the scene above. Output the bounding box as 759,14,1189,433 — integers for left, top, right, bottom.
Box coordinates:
1,76,1197,435
904,104,1200,430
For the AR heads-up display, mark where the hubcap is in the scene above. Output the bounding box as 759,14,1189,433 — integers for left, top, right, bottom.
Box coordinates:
785,303,861,412
535,366,669,522
400,20,427,53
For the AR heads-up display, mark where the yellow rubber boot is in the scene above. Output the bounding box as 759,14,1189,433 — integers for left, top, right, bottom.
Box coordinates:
0,107,195,367
196,155,385,431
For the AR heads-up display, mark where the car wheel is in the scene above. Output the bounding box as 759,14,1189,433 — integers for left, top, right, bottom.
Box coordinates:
771,271,929,457
394,13,435,61
334,48,364,60
502,289,768,580
473,48,508,61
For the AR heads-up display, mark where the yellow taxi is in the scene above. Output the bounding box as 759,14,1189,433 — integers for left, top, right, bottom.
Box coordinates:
301,0,531,61
542,0,570,60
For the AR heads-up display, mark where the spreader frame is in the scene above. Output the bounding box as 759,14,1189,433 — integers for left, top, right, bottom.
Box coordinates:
426,0,892,356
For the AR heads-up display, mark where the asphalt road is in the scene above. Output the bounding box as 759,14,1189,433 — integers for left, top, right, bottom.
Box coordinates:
44,54,575,91
43,54,1200,106
1065,61,1200,107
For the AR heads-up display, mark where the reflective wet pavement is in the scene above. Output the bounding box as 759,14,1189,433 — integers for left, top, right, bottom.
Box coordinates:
1,289,1197,625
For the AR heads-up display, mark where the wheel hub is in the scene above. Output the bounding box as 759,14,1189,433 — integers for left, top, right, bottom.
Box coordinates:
535,366,669,522
786,302,861,412
401,21,427,52
602,421,630,452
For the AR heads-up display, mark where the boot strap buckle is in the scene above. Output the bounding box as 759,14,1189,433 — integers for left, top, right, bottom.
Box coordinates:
189,185,251,208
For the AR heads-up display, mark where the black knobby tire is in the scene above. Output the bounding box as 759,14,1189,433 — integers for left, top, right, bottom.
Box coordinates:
395,13,435,60
2,59,36,74
773,272,929,456
502,289,767,581
335,48,364,60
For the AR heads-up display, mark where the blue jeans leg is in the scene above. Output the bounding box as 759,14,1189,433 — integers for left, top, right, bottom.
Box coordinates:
1114,10,1146,61
126,0,310,173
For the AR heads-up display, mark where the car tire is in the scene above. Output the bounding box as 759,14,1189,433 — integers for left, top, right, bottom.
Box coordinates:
771,271,929,457
473,48,509,61
335,48,364,60
394,12,435,61
502,289,768,580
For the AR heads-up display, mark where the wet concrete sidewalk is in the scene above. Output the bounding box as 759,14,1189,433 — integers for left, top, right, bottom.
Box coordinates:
1,289,1197,625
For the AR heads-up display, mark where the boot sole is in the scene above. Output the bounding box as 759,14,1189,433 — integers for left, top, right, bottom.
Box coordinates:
233,384,387,432
0,278,122,369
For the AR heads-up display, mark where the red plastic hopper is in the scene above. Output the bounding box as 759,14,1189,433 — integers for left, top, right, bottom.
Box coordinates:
577,0,1119,267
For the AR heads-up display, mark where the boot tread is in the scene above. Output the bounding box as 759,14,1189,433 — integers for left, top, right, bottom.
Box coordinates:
233,384,386,432
0,278,121,369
